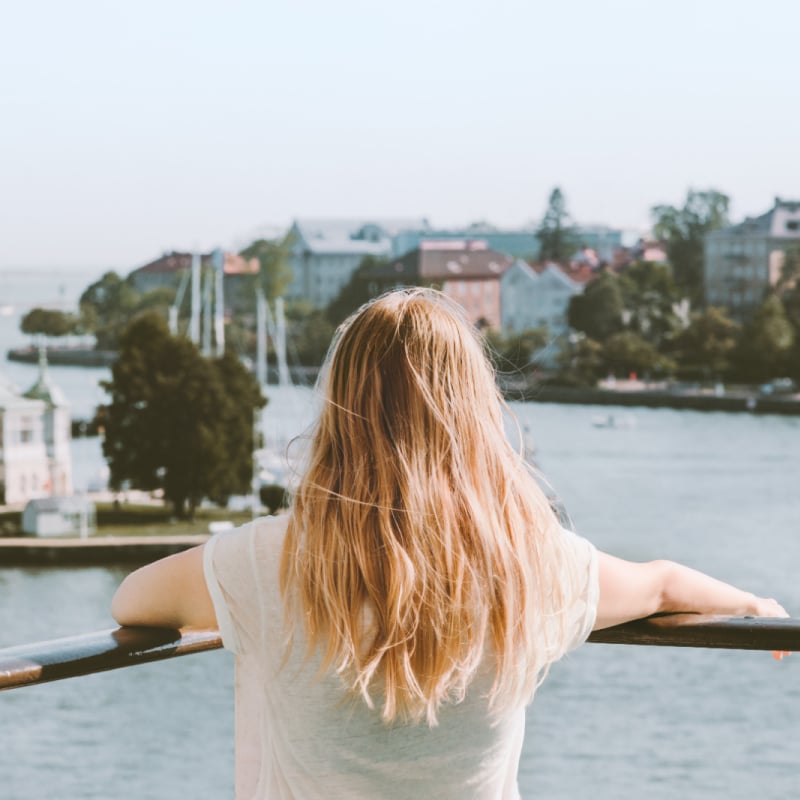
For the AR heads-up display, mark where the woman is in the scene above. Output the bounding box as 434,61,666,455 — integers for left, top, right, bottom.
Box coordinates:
113,288,786,799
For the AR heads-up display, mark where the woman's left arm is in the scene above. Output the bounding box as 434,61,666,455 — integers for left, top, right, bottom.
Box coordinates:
112,545,217,630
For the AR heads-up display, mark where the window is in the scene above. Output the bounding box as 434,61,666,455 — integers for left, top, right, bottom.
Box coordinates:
19,416,35,444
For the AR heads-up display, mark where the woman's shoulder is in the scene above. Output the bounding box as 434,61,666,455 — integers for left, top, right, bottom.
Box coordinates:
208,513,289,572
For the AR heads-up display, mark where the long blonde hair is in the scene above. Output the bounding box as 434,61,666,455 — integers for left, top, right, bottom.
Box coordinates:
280,288,578,724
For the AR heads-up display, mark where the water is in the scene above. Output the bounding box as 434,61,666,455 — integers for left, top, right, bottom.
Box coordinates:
2,272,800,798
1,401,799,799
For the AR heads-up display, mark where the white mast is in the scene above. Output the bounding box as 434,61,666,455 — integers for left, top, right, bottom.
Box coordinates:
275,298,290,388
213,248,225,356
256,289,267,388
169,268,192,336
189,253,201,345
202,263,213,357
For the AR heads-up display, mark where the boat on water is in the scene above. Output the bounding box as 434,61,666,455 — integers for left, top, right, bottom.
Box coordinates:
591,413,637,429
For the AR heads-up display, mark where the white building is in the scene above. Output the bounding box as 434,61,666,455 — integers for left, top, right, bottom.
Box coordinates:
704,198,800,321
285,218,430,308
0,377,50,506
500,260,586,339
0,350,72,506
22,496,95,537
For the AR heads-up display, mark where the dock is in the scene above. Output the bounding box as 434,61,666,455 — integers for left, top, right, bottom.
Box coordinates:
0,535,208,566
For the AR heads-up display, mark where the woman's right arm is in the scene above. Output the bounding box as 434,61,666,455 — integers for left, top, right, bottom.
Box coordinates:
594,551,787,631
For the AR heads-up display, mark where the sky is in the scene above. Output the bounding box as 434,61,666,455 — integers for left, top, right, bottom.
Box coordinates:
2,0,800,271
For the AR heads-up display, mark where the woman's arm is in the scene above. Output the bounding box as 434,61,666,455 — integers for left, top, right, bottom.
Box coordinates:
111,545,217,630
594,551,787,631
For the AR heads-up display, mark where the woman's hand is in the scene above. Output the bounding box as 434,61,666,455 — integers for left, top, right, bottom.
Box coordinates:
594,552,789,631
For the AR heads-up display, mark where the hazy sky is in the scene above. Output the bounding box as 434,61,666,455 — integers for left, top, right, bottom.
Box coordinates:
3,0,800,270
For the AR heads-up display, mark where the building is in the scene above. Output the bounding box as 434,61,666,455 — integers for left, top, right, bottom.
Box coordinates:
0,376,49,506
22,496,96,537
285,218,431,308
0,350,71,506
500,260,587,340
704,198,800,320
572,225,624,263
368,240,513,328
129,251,260,312
24,348,73,497
392,222,540,260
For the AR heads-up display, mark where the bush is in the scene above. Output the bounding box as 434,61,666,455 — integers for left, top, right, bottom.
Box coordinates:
259,484,289,513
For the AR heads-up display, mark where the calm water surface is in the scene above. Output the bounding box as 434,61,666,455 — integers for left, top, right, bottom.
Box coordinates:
1,274,799,798
2,400,799,799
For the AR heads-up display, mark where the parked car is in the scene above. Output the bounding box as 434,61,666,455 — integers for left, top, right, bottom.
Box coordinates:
758,378,796,396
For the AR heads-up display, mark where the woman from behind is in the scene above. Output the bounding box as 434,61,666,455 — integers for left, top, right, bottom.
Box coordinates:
113,288,786,800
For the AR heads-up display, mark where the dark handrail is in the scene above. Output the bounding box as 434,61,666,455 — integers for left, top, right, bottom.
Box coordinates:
1,615,797,692
0,627,222,691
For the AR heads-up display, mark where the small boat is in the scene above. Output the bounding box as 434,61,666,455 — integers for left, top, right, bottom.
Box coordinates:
591,413,636,429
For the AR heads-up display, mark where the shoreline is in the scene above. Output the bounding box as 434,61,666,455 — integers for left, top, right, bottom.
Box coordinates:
0,534,209,567
503,383,800,415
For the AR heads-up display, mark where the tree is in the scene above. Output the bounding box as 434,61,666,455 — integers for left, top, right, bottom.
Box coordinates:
485,328,549,372
666,307,740,379
732,294,795,383
288,309,336,366
20,308,79,338
567,272,625,341
601,331,675,378
618,261,680,346
102,313,265,518
651,189,730,305
79,271,141,349
556,336,605,386
240,235,293,304
326,255,388,327
536,187,577,262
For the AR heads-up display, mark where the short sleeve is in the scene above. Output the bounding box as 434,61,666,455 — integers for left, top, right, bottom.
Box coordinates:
558,527,599,653
203,523,260,655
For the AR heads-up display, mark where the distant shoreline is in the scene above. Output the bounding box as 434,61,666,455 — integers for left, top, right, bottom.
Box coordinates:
7,346,117,367
10,346,799,416
509,383,800,415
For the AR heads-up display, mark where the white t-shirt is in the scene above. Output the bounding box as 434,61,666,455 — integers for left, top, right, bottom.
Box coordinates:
204,514,598,800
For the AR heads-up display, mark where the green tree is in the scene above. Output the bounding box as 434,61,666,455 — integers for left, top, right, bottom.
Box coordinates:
79,271,141,348
732,294,795,383
619,261,680,346
536,187,577,262
102,313,265,518
287,308,336,366
601,331,675,378
485,328,550,372
326,255,388,327
651,189,730,305
240,235,293,303
567,272,625,341
20,308,79,338
667,307,741,378
556,336,605,386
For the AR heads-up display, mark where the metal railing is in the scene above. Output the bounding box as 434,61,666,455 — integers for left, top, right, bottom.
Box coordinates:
1,615,797,692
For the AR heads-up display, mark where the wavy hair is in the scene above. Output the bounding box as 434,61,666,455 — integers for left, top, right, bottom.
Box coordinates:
280,288,580,724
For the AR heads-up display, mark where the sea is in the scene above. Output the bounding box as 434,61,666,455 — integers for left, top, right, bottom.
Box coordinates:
1,268,799,799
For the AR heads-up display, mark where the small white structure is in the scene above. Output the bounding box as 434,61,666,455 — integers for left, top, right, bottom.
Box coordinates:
22,496,96,537
23,348,73,497
0,348,73,506
0,376,50,506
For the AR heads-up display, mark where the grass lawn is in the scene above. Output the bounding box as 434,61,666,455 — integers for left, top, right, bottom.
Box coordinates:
93,503,254,537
